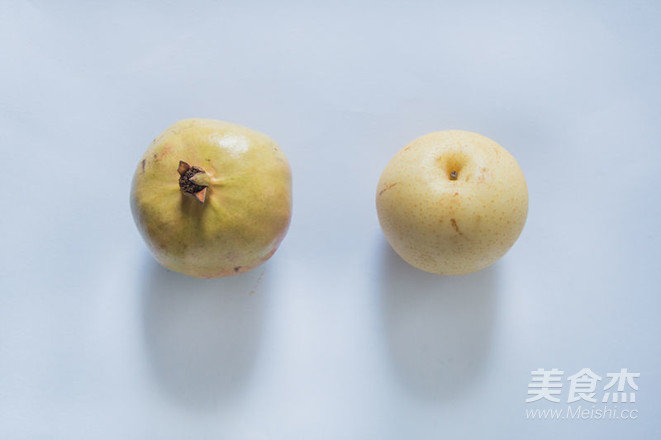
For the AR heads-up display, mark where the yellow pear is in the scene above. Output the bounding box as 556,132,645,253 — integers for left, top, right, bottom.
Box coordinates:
376,130,528,275
131,119,292,278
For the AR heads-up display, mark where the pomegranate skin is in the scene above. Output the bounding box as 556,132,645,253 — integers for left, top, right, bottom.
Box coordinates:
131,118,292,278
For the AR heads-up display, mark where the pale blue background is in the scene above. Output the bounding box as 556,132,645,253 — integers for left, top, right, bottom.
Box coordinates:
1,1,660,438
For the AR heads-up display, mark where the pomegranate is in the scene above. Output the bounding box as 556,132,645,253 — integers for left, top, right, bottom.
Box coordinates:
130,119,292,278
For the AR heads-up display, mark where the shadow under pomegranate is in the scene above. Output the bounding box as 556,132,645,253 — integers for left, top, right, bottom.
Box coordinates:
140,255,270,409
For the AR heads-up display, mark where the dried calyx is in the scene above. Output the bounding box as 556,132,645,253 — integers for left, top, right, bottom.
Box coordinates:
178,160,209,203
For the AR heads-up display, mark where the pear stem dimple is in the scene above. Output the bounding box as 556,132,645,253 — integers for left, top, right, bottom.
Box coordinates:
177,160,209,203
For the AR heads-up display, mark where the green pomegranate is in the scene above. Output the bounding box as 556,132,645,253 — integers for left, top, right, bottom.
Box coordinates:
130,118,292,278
